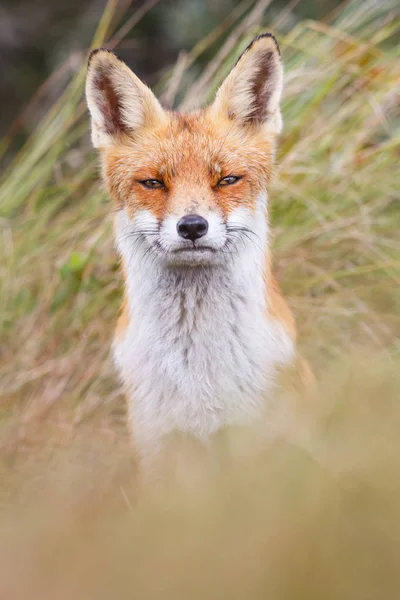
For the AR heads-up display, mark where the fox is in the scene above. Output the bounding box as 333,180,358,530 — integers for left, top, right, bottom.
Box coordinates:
85,33,313,459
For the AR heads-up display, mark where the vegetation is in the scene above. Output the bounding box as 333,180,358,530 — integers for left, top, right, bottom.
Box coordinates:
0,0,399,595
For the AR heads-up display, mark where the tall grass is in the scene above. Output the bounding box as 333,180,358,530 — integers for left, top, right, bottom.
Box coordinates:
0,0,399,596
1,0,399,446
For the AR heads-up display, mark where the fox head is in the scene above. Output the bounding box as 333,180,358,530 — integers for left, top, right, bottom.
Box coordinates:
86,34,283,267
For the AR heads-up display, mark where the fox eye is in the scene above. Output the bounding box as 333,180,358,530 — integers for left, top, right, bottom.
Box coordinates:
139,179,165,189
217,175,242,186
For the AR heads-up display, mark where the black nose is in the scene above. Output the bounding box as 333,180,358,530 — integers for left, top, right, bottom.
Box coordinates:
177,214,208,242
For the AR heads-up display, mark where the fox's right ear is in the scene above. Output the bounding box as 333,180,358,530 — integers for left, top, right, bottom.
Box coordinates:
85,49,166,148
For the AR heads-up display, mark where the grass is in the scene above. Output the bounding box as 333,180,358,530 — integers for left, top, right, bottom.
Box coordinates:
0,0,399,594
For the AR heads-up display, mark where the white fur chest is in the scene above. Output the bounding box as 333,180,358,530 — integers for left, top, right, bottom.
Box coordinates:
113,222,294,448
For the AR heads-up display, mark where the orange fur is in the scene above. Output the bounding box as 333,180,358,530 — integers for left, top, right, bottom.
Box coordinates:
101,111,275,222
267,274,297,341
115,297,130,341
263,253,297,340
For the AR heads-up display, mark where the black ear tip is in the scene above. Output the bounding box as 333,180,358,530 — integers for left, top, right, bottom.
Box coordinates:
256,33,280,55
87,47,114,67
245,32,281,56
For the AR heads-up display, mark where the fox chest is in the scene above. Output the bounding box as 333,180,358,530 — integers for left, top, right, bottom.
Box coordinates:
113,284,294,442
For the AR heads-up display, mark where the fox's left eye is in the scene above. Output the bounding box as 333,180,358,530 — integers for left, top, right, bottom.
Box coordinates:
139,179,165,189
217,176,242,186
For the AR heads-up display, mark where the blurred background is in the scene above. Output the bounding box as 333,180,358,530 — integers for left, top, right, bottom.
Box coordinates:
0,1,400,598
1,0,345,141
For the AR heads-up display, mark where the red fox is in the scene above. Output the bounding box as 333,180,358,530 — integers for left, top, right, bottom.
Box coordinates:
86,34,313,457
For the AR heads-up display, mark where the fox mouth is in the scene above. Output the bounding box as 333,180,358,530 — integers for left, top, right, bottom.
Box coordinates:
165,244,220,266
172,246,216,253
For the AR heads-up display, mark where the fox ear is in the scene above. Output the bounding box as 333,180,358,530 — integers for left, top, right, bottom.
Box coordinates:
85,49,166,148
210,33,283,133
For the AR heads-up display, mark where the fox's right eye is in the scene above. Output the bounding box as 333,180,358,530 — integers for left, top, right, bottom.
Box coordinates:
139,179,165,189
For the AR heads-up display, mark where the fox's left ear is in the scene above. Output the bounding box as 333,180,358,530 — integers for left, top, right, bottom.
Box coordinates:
210,33,283,133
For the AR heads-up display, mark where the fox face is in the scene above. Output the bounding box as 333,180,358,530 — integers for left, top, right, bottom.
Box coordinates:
86,34,283,267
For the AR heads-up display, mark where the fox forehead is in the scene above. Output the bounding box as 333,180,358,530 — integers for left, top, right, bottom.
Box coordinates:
103,110,275,215
109,111,274,174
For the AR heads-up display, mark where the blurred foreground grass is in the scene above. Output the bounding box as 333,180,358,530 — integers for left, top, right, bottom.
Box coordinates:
0,0,399,596
1,354,400,599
